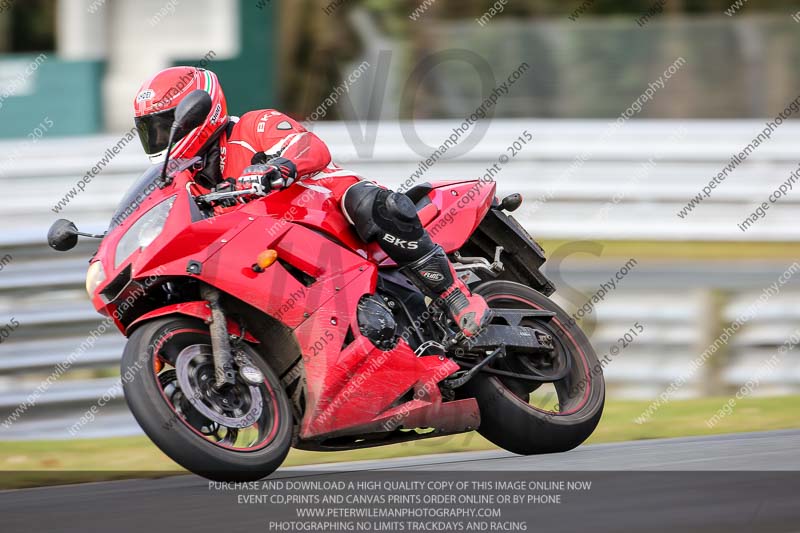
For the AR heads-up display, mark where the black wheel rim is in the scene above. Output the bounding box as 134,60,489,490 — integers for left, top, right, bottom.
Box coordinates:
484,293,592,417
151,328,281,451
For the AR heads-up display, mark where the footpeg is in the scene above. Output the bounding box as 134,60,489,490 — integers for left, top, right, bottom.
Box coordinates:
442,344,505,389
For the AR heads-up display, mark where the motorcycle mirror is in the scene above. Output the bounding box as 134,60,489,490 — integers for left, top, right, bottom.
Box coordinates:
47,219,105,252
501,193,523,212
47,219,79,251
160,90,212,183
174,90,212,132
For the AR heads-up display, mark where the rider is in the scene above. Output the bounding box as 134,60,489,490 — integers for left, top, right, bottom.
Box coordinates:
133,67,492,337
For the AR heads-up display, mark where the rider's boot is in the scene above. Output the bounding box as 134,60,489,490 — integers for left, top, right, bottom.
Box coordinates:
402,245,493,338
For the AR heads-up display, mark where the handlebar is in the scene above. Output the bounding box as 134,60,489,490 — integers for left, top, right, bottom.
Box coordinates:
195,187,261,205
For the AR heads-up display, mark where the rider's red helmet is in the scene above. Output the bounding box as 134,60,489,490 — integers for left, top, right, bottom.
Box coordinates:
133,67,228,164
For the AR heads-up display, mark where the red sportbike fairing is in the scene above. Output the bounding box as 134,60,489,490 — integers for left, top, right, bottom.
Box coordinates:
50,98,603,481
95,158,499,427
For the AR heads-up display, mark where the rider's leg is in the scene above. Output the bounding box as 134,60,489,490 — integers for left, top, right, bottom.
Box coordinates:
342,181,492,337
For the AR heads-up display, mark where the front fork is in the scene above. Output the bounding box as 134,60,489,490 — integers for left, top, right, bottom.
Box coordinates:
200,285,237,388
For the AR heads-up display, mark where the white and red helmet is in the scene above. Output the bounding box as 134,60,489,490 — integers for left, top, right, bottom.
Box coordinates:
133,67,228,164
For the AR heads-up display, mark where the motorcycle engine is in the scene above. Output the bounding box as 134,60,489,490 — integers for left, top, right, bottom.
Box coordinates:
357,294,398,350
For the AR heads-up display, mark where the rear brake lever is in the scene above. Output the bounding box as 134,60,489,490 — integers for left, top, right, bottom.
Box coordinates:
442,344,506,389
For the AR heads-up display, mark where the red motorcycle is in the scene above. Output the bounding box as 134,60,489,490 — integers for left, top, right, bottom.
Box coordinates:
48,92,604,480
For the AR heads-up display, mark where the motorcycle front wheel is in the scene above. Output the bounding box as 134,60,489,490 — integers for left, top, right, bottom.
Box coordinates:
462,281,605,455
121,317,293,481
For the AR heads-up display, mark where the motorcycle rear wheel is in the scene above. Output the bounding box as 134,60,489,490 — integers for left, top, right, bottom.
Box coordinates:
121,317,293,481
462,281,605,455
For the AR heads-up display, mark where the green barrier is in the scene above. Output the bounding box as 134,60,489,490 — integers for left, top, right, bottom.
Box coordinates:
0,54,103,139
173,0,276,115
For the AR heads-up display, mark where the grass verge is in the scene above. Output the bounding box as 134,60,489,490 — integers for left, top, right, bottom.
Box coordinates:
1,395,798,489
538,240,800,260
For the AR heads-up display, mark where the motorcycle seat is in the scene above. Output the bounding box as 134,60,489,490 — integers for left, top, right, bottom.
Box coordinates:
404,182,439,226
404,183,433,205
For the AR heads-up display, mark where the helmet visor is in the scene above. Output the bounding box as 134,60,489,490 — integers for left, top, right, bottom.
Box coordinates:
134,108,176,156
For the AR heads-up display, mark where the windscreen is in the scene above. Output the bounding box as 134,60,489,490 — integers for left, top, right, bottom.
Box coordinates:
109,158,199,229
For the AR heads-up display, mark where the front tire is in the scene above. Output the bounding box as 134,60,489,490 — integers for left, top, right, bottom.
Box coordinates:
121,317,293,481
462,281,605,455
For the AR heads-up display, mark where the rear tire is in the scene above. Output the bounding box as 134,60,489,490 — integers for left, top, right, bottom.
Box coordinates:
462,281,605,455
122,317,293,481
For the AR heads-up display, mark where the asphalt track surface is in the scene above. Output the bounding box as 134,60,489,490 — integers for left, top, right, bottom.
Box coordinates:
1,430,799,533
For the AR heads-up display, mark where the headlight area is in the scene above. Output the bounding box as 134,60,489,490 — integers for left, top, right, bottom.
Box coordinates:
115,195,176,268
85,260,106,298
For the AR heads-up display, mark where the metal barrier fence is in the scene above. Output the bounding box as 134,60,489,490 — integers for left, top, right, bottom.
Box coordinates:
0,120,798,440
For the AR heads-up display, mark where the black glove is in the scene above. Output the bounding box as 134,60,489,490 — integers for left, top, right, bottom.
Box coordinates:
266,157,298,189
237,157,298,193
236,164,279,196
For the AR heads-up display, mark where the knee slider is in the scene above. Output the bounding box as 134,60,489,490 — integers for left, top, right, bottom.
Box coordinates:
374,189,423,240
384,192,418,222
342,182,382,241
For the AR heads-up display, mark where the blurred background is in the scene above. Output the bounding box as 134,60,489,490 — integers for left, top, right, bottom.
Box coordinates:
0,0,798,466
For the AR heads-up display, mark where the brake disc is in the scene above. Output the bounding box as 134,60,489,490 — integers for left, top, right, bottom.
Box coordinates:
175,345,263,429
